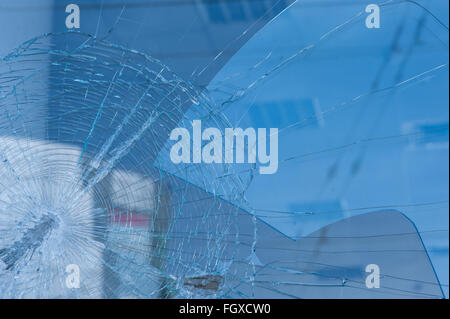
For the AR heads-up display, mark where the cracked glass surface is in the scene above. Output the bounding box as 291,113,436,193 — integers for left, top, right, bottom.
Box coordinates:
0,0,448,298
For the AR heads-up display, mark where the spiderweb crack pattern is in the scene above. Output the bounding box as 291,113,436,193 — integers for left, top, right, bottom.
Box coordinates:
0,32,250,298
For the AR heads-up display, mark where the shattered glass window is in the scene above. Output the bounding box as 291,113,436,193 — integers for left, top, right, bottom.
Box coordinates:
0,0,448,299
